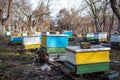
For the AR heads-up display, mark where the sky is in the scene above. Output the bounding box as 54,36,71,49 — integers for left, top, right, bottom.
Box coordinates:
30,0,84,18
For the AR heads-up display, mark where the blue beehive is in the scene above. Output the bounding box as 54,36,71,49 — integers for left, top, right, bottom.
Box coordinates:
41,34,68,53
42,34,68,48
11,36,22,43
62,31,72,38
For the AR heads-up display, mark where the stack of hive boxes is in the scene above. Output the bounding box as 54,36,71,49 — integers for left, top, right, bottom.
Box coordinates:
65,45,111,74
22,36,41,50
41,34,68,61
22,32,41,50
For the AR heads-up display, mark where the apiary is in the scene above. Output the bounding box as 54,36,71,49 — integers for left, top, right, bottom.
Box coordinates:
65,45,110,74
22,36,41,50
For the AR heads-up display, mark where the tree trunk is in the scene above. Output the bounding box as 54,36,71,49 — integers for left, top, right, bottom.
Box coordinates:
95,19,100,32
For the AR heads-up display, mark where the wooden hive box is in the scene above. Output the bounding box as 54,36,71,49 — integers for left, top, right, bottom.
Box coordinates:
41,34,68,53
5,32,11,37
65,46,111,74
22,36,41,50
11,36,22,44
82,32,94,41
86,33,94,41
22,32,28,37
41,34,68,48
62,30,73,38
94,32,107,42
110,34,120,46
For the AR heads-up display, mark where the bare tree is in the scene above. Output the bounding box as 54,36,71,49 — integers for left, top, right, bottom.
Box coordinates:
32,0,51,32
0,0,13,34
57,5,86,33
110,0,120,33
84,0,110,32
13,0,51,32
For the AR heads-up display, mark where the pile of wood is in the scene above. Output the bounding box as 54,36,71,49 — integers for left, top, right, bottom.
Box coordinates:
80,42,91,49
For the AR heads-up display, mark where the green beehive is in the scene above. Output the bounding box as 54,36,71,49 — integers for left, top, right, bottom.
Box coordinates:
5,32,11,37
83,33,94,41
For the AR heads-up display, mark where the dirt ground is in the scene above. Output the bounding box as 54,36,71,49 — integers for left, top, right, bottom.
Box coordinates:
0,47,120,80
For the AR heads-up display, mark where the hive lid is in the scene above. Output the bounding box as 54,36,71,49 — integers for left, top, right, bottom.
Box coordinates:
42,34,68,36
66,45,111,52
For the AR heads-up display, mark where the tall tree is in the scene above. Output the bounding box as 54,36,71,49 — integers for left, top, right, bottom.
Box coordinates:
0,0,13,34
84,0,110,32
110,0,120,33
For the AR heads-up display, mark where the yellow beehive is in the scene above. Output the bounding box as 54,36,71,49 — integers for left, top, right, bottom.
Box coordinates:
66,46,110,65
23,36,41,50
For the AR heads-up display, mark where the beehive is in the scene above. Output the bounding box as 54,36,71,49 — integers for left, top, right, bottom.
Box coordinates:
5,32,11,37
42,34,68,48
65,45,110,74
83,33,94,41
22,32,28,36
41,34,68,53
94,32,107,42
110,34,120,46
62,31,72,38
23,36,41,50
11,36,22,44
43,31,60,35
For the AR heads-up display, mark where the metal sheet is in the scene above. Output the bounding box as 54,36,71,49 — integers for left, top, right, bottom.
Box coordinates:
66,46,111,52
